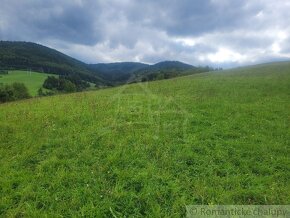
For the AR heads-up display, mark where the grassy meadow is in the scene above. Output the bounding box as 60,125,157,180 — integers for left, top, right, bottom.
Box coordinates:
0,62,289,217
0,71,54,96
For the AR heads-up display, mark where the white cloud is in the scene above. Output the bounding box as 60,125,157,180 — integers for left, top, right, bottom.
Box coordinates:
202,48,248,63
1,0,290,67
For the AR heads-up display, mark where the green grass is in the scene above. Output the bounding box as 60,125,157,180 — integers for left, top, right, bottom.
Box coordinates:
0,70,54,96
0,62,289,217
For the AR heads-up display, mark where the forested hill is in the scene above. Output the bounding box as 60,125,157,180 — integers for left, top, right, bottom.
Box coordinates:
89,61,215,83
88,62,149,83
133,61,215,82
0,41,215,85
0,41,105,85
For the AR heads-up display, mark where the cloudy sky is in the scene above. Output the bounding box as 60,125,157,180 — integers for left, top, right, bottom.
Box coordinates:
0,0,290,67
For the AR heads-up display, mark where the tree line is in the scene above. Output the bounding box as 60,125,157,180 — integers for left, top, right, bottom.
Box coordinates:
38,74,90,96
0,73,91,103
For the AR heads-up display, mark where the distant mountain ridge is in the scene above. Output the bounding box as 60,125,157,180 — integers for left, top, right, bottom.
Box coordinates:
88,61,201,83
132,61,215,82
133,61,194,75
0,41,213,85
88,62,149,83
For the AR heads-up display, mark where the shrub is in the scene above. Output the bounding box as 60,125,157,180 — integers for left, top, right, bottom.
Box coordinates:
61,80,76,93
43,76,59,90
37,88,55,96
0,83,31,103
12,83,31,99
0,70,8,75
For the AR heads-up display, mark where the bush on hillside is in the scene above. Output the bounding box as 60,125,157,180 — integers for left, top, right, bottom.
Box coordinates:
0,70,8,74
37,88,55,96
43,76,59,90
0,83,31,103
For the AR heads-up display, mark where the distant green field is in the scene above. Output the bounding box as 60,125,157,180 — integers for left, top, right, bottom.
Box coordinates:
0,70,54,96
0,62,289,217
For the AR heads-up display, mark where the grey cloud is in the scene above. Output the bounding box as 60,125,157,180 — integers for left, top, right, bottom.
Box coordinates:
0,0,102,44
0,0,290,67
124,0,263,36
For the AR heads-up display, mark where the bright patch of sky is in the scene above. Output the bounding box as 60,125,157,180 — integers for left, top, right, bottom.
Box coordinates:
1,0,289,67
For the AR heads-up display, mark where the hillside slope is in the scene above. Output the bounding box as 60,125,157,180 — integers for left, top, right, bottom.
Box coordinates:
0,41,104,85
0,62,289,216
0,70,54,96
